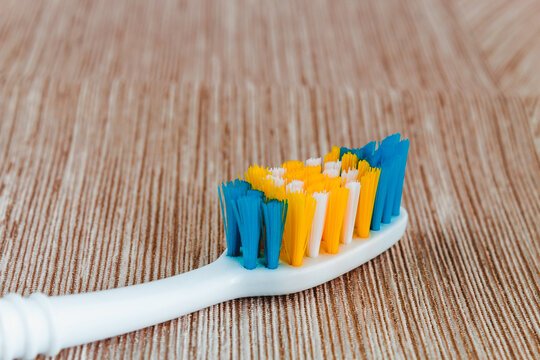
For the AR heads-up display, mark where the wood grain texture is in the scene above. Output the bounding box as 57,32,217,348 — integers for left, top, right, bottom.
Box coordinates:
0,0,497,90
0,0,539,359
456,0,540,94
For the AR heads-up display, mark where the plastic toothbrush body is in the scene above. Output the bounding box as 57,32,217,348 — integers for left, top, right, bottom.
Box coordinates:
0,209,407,360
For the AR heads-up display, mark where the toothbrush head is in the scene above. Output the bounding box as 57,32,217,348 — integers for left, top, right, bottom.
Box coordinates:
219,134,410,271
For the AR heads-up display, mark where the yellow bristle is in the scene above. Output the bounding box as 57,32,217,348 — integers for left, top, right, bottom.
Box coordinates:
306,181,326,194
323,146,340,164
245,165,269,191
283,163,323,185
341,153,358,171
321,186,349,254
304,173,341,194
355,167,381,238
305,164,321,176
281,191,316,267
356,160,370,178
304,171,324,187
261,176,286,201
282,160,304,171
284,168,307,183
323,176,342,191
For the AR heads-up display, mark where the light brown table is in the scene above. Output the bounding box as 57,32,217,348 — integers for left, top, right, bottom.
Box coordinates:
0,0,539,358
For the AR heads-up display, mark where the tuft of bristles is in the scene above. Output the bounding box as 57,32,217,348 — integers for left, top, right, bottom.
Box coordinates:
282,191,317,266
219,134,410,269
262,200,288,269
233,190,264,269
218,179,251,257
322,186,349,254
355,168,380,238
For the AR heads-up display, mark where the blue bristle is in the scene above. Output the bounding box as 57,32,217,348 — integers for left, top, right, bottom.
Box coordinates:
340,141,377,162
261,200,288,269
359,141,377,161
382,157,399,223
218,179,251,257
370,134,400,229
338,135,409,228
380,135,400,223
339,146,358,160
247,189,265,253
371,159,391,230
392,139,410,216
233,195,262,270
366,148,381,167
382,133,401,149
367,136,397,167
378,133,400,163
247,189,265,199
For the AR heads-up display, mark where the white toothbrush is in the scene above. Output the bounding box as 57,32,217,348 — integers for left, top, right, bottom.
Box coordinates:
0,209,407,360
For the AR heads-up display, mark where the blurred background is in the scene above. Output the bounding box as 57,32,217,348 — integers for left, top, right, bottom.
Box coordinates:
1,0,539,92
0,1,539,359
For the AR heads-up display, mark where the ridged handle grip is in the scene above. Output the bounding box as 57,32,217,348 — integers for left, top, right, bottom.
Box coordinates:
0,293,59,360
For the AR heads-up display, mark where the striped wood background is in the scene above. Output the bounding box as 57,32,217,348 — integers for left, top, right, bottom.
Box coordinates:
0,0,539,359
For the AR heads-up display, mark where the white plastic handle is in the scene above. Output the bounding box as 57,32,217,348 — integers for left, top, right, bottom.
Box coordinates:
0,208,407,360
0,259,245,360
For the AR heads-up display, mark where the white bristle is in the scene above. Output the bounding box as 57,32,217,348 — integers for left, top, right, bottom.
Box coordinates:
324,160,341,172
266,174,285,187
307,192,329,257
306,157,322,167
286,180,304,193
341,181,361,245
341,169,359,185
270,167,286,177
323,168,340,178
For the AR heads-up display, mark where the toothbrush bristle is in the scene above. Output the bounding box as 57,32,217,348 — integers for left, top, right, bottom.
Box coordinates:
233,192,263,269
392,140,410,215
219,179,251,256
341,153,359,172
282,191,317,266
322,186,349,254
355,168,380,238
341,180,361,244
307,191,329,257
261,199,288,269
218,134,410,269
324,146,340,163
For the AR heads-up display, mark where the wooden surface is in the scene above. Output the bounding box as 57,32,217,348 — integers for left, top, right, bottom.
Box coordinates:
0,1,539,359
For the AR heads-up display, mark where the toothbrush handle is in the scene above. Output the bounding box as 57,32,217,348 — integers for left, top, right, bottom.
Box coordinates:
0,256,240,360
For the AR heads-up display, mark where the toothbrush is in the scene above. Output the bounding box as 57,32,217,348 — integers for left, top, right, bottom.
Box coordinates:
0,134,409,360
